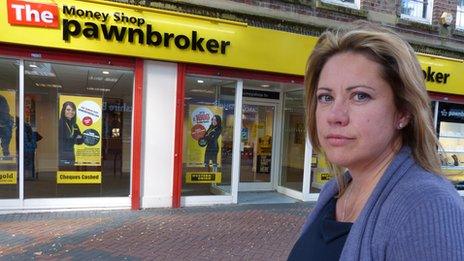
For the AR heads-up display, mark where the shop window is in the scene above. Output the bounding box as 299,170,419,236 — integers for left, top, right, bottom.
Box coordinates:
279,89,306,191
182,76,236,196
23,61,133,198
437,101,464,190
321,0,360,10
456,0,464,30
401,0,433,24
0,58,19,199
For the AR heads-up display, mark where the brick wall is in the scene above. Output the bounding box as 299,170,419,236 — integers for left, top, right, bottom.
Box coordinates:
362,0,397,15
432,0,459,25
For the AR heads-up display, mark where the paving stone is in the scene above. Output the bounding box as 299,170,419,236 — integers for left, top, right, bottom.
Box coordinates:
0,202,313,260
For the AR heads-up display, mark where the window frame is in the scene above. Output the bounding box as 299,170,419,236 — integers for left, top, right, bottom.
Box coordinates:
456,3,464,30
0,43,142,210
321,0,361,10
400,0,434,24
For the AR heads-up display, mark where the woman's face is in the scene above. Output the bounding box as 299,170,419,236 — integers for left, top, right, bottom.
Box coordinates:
212,116,217,126
315,52,406,171
64,105,75,120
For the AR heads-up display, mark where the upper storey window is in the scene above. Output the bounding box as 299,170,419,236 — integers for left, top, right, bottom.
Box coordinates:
401,0,434,24
456,0,464,30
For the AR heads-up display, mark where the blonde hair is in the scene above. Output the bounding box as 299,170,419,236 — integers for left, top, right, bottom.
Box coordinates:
305,21,442,195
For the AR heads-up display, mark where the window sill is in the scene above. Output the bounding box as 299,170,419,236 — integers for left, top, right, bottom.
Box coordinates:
399,14,432,25
316,0,367,17
397,17,435,31
452,27,464,37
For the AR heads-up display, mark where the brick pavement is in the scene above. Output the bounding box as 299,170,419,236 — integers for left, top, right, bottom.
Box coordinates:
0,202,314,260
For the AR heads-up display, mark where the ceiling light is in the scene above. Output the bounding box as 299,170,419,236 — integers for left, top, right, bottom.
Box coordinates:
102,71,110,75
190,89,214,94
261,84,270,88
86,87,111,92
197,80,204,83
34,83,62,88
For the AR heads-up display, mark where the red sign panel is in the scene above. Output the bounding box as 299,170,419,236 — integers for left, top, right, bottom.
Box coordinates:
7,0,59,28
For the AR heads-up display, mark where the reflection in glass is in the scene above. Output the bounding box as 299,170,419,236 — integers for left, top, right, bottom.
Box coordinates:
280,90,305,191
0,58,19,199
182,75,236,196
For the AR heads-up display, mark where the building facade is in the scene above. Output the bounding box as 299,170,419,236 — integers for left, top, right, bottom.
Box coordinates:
0,0,463,211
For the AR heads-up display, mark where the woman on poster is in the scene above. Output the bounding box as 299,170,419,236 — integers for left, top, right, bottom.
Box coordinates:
58,101,84,166
0,94,14,157
200,115,222,171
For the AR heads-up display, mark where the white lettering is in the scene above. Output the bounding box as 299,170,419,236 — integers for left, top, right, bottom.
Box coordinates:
10,3,55,23
42,11,53,23
11,4,25,21
25,4,40,22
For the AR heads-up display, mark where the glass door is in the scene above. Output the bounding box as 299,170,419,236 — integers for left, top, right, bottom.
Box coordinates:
279,90,305,191
437,101,464,191
239,101,276,191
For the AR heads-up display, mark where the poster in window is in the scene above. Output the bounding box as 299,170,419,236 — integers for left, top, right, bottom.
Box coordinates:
186,105,223,183
57,95,102,184
0,90,17,184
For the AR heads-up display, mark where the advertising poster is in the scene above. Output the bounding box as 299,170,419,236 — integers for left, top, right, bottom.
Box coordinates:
0,90,17,185
186,105,223,183
0,171,16,184
185,171,221,183
0,90,16,163
312,153,333,190
58,95,102,184
56,171,101,184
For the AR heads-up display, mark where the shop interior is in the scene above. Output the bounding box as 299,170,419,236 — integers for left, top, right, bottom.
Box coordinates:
181,75,306,197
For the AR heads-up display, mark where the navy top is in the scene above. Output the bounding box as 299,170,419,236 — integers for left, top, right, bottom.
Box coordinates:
288,197,352,261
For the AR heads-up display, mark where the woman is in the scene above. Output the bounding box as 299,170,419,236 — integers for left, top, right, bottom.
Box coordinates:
288,22,464,260
0,94,13,157
58,101,83,166
200,115,222,170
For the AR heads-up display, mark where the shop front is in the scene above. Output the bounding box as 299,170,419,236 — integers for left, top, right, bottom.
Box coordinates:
0,0,318,210
0,0,463,211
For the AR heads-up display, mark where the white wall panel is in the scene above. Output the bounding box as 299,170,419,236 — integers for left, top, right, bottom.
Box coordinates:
141,61,177,208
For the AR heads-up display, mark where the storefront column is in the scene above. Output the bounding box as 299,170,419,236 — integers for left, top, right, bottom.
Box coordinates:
231,80,243,203
131,58,144,210
172,64,186,208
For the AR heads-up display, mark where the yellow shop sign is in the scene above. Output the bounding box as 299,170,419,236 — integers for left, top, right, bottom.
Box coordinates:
418,54,464,96
1,0,316,75
61,6,231,54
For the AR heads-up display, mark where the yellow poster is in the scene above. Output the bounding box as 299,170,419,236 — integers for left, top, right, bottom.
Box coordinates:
58,95,102,167
57,171,101,184
0,90,17,164
312,153,333,190
187,105,223,169
0,170,17,184
186,172,222,183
